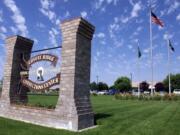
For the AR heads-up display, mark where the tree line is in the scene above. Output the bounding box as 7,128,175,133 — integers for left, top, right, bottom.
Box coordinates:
90,73,180,92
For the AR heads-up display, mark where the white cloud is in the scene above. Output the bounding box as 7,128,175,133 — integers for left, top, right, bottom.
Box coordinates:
167,1,180,14
114,17,118,23
109,24,118,38
129,0,134,6
120,16,129,23
107,0,112,4
177,56,180,60
115,1,142,24
176,13,180,21
109,23,120,37
0,26,7,33
107,1,142,49
40,8,56,21
163,33,168,40
165,0,171,5
64,0,68,2
4,0,28,36
131,2,142,18
51,27,59,35
131,26,142,37
81,11,87,18
96,51,101,57
64,11,70,18
94,56,98,62
137,26,142,31
33,38,39,44
100,40,106,45
128,45,133,49
160,10,166,17
36,22,46,28
163,33,173,40
136,18,144,24
94,0,118,11
10,26,18,34
108,18,125,48
0,26,7,40
55,19,60,25
96,32,105,38
107,0,118,5
49,27,58,47
115,39,124,48
41,0,55,9
113,0,118,5
0,33,6,40
143,48,150,53
94,0,105,9
39,0,56,23
108,62,113,69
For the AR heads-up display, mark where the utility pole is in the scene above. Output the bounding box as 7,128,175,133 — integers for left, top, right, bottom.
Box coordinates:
96,75,99,84
96,75,99,91
130,73,132,87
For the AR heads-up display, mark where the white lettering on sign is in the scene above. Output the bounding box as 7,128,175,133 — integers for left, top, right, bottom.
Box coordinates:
27,54,58,66
21,74,60,91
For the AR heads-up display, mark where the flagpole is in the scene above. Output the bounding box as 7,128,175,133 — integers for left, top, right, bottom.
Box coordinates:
137,42,140,98
167,39,171,95
149,0,154,96
138,55,140,98
138,57,141,98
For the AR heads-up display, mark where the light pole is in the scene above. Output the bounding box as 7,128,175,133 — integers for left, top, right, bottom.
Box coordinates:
96,75,99,91
96,75,99,84
130,73,132,87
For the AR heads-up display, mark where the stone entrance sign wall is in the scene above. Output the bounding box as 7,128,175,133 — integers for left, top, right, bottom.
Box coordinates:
0,17,95,131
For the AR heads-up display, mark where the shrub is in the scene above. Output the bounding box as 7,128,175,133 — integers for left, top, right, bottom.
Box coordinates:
170,94,180,101
115,94,123,100
138,95,144,100
152,94,162,101
163,94,172,101
115,93,180,101
92,93,98,96
114,93,135,100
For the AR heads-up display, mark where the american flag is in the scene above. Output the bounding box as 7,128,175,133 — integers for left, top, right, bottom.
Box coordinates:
151,11,164,27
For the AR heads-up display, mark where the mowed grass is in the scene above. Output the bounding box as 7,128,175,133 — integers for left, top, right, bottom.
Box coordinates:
28,95,59,108
0,96,180,135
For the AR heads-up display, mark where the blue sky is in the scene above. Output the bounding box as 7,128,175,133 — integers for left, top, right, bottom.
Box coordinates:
0,0,180,86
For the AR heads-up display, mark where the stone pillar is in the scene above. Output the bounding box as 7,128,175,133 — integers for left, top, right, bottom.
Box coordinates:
56,17,95,130
1,35,33,104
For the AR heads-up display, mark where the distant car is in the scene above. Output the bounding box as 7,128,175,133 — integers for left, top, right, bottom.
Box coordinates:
132,90,139,96
90,90,98,94
144,91,150,94
173,89,180,95
107,89,117,95
158,91,166,96
97,90,108,95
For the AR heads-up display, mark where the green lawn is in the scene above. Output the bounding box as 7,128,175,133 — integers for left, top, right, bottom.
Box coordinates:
27,95,59,108
1,96,180,135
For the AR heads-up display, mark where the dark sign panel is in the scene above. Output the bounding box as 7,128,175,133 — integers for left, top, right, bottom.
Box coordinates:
27,54,58,67
20,54,60,91
21,74,60,91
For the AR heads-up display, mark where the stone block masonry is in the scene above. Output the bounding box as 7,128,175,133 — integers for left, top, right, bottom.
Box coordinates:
0,17,95,131
1,35,33,104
